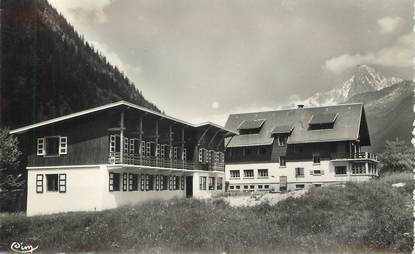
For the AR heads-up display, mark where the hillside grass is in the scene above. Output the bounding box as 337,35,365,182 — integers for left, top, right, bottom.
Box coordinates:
0,172,413,253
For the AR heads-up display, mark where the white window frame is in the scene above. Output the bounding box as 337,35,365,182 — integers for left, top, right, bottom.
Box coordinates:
38,136,68,156
59,137,67,155
173,147,178,159
182,148,187,161
129,139,135,154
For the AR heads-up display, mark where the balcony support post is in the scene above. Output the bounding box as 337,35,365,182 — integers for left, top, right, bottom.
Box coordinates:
155,120,159,166
169,124,173,168
120,110,125,164
139,115,143,165
181,127,185,168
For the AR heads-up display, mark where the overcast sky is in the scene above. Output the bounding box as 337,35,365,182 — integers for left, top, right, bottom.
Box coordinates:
49,0,412,125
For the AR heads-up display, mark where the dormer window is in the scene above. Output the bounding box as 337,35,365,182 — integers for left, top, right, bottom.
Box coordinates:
237,119,265,134
277,136,288,146
308,113,338,130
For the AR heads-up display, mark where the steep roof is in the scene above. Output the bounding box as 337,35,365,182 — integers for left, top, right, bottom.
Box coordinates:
10,101,237,136
238,119,266,130
224,103,370,147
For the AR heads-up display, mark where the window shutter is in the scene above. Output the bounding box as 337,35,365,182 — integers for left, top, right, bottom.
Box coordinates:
169,176,173,190
146,142,151,156
198,148,203,162
140,141,145,155
145,175,150,191
173,147,178,159
161,145,165,158
321,170,325,175
59,174,66,193
173,176,176,190
37,138,45,156
36,174,43,193
124,138,129,153
160,175,164,190
140,174,145,191
109,135,116,152
129,139,135,154
59,137,67,155
122,173,127,191
181,176,185,190
156,175,160,191
182,148,187,161
109,173,114,192
156,144,160,157
128,173,133,191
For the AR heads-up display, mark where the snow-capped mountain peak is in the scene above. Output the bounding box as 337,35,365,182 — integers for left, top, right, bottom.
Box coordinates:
300,65,403,106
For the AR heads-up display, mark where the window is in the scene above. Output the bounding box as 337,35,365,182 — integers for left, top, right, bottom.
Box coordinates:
36,174,43,193
175,176,180,190
140,141,146,156
217,177,223,190
46,174,58,192
296,184,305,190
124,138,129,154
43,134,65,154
109,173,120,191
258,185,263,189
314,184,322,187
295,167,304,178
264,185,269,189
312,170,323,176
352,163,366,174
45,137,60,156
258,169,268,178
278,136,288,146
313,154,321,164
145,142,151,156
250,185,255,189
110,135,120,153
163,175,169,190
335,166,347,175
147,175,154,191
243,169,254,178
129,174,138,191
230,186,234,190
235,185,240,190
244,185,249,190
208,177,215,190
58,174,66,193
122,173,128,191
199,176,207,190
230,170,240,178
279,156,286,167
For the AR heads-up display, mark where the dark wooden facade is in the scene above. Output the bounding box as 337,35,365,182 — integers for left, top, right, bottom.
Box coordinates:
16,103,231,171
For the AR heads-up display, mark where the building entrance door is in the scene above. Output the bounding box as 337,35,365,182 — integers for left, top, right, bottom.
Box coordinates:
186,176,193,198
280,176,287,192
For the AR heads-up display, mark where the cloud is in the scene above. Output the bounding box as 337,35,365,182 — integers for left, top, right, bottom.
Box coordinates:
323,33,413,73
49,0,112,23
377,16,402,33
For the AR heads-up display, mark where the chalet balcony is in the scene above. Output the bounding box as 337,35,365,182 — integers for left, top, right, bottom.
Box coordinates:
330,152,378,162
108,152,225,171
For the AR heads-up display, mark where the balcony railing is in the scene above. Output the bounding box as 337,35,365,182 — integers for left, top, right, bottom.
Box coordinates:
108,152,225,171
330,152,378,161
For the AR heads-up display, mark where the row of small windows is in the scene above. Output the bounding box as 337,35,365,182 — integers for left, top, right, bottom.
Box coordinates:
37,137,67,156
109,172,184,192
229,184,270,190
198,148,225,164
229,169,268,178
110,135,187,160
199,177,223,190
36,174,66,193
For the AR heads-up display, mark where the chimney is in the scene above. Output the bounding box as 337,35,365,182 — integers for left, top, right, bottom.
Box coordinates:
297,104,304,109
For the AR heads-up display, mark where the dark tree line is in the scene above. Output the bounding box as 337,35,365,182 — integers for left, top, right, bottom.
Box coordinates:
0,0,160,129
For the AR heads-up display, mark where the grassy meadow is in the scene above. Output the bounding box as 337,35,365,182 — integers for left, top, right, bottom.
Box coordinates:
0,172,413,253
